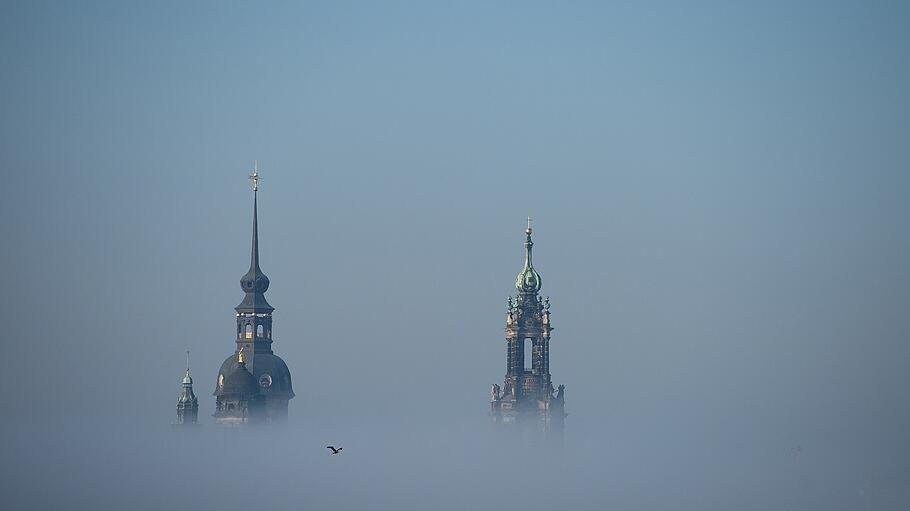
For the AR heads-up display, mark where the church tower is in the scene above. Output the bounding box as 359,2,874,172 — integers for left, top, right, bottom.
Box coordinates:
214,163,295,425
175,351,199,426
490,219,566,432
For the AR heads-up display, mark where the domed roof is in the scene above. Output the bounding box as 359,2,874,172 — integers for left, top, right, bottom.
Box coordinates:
516,265,542,293
515,220,542,293
177,369,197,405
215,350,295,398
246,352,295,398
218,359,259,396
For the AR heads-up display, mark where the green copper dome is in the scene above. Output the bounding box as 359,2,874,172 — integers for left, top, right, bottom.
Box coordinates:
515,219,542,293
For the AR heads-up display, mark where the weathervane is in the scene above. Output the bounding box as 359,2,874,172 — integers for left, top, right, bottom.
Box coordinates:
249,160,261,191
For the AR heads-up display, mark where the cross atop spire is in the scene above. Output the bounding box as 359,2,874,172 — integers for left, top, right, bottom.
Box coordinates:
249,161,261,192
236,162,273,313
182,349,193,385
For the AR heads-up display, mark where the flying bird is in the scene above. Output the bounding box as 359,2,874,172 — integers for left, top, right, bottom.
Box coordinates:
326,446,343,455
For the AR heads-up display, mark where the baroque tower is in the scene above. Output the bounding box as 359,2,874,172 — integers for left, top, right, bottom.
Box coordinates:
490,219,566,432
214,163,294,425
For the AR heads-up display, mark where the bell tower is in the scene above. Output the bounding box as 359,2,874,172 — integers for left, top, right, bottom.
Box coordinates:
491,219,566,433
234,162,275,358
214,162,295,425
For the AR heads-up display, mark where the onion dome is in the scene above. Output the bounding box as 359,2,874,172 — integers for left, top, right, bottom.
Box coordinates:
515,217,542,293
177,367,197,405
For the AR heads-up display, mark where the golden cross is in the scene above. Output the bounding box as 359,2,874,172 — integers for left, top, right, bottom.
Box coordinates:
249,160,261,191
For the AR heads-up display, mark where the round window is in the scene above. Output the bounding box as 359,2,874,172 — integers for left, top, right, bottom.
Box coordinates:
259,374,272,388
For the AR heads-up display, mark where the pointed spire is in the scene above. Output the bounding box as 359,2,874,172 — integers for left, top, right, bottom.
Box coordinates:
248,161,262,276
183,349,192,384
176,349,198,422
237,161,273,312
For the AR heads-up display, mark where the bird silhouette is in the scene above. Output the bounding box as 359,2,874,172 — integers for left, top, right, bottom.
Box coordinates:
326,446,343,455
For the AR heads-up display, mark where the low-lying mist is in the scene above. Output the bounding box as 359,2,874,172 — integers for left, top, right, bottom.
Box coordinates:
3,410,905,511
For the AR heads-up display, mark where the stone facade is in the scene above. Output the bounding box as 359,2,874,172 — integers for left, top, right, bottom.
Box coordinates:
491,221,566,433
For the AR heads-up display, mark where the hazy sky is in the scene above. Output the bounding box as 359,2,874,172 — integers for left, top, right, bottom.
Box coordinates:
1,1,908,509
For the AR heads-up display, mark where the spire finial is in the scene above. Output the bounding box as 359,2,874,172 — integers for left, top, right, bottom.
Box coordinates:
185,349,190,377
515,218,542,293
236,161,273,312
238,346,245,364
249,160,260,192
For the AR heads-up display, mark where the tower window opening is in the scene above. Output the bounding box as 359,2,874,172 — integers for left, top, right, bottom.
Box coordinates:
524,338,532,371
257,324,264,337
245,324,253,339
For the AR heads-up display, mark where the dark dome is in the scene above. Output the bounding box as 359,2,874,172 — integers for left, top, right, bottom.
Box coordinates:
216,361,259,396
215,352,295,398
247,353,295,398
240,268,269,294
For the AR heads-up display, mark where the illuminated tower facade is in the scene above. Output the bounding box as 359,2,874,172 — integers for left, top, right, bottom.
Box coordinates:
490,220,566,432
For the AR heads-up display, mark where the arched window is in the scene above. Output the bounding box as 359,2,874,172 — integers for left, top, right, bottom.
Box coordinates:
257,324,264,337
524,338,532,371
245,324,253,339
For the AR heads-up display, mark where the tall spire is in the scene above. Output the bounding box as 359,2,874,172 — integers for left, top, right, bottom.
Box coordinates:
249,161,262,275
237,161,273,312
183,349,192,384
515,217,542,293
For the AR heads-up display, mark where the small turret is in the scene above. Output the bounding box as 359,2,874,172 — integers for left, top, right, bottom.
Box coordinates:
175,350,199,427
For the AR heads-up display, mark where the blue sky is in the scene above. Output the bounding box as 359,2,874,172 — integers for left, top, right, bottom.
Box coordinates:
1,2,908,508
